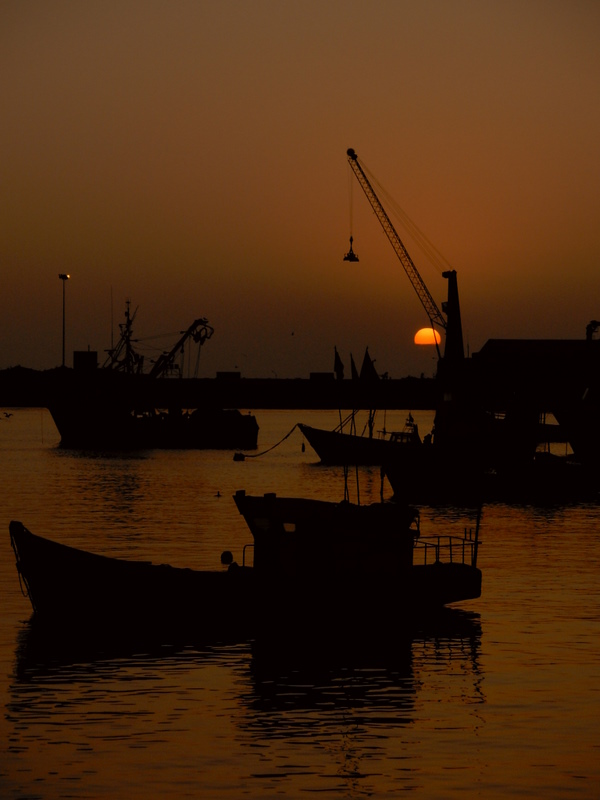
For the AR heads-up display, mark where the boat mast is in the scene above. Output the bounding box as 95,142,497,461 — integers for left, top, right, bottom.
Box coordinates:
103,299,144,374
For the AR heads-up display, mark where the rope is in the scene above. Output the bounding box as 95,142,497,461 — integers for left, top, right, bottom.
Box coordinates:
234,424,299,460
334,409,377,439
10,523,34,606
333,410,356,432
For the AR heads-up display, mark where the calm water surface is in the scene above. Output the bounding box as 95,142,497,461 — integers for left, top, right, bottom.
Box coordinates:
1,408,599,798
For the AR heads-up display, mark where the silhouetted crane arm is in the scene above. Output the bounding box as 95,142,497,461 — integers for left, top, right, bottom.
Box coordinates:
148,318,214,379
347,148,446,332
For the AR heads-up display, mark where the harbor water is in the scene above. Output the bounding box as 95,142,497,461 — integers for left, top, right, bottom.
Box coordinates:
1,408,599,798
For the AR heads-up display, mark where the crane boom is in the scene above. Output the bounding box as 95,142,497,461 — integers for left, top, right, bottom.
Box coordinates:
148,318,214,379
346,148,447,332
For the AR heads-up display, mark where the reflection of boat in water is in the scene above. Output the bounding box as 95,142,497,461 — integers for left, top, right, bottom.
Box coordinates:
47,302,259,450
9,494,481,634
13,605,480,678
247,607,481,722
9,598,482,800
11,605,481,767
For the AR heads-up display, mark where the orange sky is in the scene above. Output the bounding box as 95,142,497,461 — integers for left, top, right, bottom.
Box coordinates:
2,0,600,378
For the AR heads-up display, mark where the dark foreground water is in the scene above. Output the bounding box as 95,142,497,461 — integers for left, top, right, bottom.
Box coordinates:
1,408,599,798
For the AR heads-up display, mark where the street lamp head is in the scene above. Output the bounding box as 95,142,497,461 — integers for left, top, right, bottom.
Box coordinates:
58,273,70,280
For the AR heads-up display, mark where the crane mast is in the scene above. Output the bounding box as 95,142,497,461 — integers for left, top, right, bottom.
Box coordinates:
346,148,446,333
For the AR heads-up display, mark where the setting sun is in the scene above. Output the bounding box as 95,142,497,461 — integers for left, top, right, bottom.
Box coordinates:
414,327,442,346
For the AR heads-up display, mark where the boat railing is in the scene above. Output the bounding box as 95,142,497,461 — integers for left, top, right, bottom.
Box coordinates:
413,527,479,568
242,543,254,568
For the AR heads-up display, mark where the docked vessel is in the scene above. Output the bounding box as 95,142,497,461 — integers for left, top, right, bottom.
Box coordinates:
9,493,481,634
298,413,422,466
46,302,259,450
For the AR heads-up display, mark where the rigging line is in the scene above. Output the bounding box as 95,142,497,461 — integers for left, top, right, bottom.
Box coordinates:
360,161,453,276
391,202,452,274
234,424,299,460
10,526,32,605
333,410,358,432
136,331,188,342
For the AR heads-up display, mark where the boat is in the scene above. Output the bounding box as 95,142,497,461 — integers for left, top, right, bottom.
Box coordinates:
9,519,253,633
299,347,423,466
46,302,259,450
232,491,482,613
48,380,260,451
9,494,481,633
299,412,422,466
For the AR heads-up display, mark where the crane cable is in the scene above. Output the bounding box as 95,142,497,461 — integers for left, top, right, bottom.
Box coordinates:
348,164,355,239
360,160,454,278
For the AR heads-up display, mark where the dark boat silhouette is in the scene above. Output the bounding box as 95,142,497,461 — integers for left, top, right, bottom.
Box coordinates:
298,413,422,466
299,345,424,466
9,494,481,635
47,302,259,450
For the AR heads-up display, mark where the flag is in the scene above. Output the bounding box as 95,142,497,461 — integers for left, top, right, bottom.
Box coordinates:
350,354,359,380
360,347,379,381
333,347,344,380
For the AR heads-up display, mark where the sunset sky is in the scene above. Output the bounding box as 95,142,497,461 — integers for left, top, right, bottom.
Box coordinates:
2,0,599,378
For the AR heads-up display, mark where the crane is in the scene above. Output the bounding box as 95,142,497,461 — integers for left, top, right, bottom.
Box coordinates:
103,302,215,378
148,317,214,379
346,148,464,363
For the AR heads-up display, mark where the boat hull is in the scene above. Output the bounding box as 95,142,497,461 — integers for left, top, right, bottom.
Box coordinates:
9,522,253,633
45,370,259,450
298,423,420,466
10,509,481,637
49,403,259,450
384,451,600,505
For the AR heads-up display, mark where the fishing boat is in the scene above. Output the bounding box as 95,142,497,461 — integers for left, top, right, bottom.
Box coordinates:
46,302,259,450
48,379,260,451
9,494,481,633
9,519,253,633
232,491,481,613
298,413,422,466
299,346,422,466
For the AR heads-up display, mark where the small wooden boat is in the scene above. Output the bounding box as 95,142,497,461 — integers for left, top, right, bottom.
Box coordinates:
9,520,253,633
10,494,481,633
298,413,422,466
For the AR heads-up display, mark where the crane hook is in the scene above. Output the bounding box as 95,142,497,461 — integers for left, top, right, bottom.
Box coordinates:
343,236,359,263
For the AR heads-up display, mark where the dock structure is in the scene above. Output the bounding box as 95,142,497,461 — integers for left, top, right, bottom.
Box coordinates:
0,367,437,411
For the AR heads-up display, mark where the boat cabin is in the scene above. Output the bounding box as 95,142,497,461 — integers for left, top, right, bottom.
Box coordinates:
233,491,420,583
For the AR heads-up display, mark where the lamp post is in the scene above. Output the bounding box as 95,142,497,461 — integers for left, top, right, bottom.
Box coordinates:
58,273,70,367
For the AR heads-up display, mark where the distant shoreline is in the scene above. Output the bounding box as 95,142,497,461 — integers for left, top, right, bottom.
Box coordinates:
0,367,438,411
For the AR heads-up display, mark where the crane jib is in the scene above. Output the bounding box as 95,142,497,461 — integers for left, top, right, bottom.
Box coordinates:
346,148,447,333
